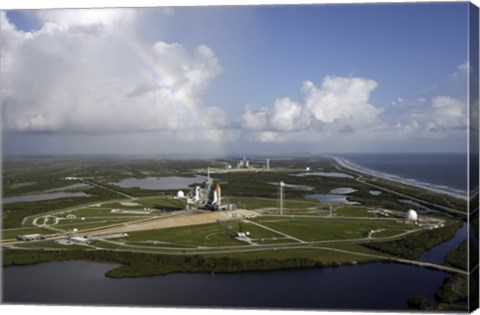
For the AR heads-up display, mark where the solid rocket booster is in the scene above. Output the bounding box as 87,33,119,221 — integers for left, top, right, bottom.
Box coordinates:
215,182,221,205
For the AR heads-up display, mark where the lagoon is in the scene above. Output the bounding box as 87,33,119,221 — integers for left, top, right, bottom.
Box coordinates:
330,187,357,194
296,171,353,179
306,193,360,205
2,192,90,205
113,176,208,190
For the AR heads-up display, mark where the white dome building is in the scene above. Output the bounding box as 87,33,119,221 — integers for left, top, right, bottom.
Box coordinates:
176,190,185,199
405,209,418,222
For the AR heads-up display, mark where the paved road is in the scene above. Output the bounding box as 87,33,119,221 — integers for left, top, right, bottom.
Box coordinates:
81,179,135,199
20,198,132,226
308,245,468,276
246,219,306,243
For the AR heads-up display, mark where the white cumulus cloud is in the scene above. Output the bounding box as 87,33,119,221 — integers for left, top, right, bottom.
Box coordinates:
429,96,466,130
270,97,310,132
242,105,268,131
242,75,383,139
1,10,227,136
302,76,381,127
36,9,135,28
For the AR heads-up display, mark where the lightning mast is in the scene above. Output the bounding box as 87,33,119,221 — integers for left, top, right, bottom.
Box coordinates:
279,181,285,215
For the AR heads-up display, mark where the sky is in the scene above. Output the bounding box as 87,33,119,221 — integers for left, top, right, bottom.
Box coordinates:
0,2,476,156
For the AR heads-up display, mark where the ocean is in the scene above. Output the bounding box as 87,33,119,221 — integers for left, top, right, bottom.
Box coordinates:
335,153,468,199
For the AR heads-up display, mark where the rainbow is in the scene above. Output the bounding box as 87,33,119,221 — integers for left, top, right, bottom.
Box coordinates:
117,26,226,156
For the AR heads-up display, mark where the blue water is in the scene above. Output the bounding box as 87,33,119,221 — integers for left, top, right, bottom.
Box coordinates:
418,223,467,264
296,171,353,178
306,193,360,205
337,153,468,197
2,191,89,204
3,261,447,310
113,175,208,190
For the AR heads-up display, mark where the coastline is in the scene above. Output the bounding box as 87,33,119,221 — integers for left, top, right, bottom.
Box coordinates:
329,155,468,201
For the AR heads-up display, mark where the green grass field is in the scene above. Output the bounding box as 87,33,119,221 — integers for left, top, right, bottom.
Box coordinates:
228,221,283,239
89,240,133,250
252,216,416,242
14,241,87,250
54,218,138,232
104,197,186,211
66,207,116,217
233,196,321,209
127,242,196,249
123,222,245,247
253,238,296,245
371,228,411,238
67,207,157,218
335,206,375,217
283,208,330,216
137,197,186,209
2,227,56,240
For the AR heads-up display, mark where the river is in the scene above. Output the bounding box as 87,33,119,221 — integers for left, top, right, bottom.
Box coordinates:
112,176,208,190
3,258,452,310
418,222,467,264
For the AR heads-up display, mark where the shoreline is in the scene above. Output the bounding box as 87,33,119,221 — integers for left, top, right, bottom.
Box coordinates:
329,156,468,201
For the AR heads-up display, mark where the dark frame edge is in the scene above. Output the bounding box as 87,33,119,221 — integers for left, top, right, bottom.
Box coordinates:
469,1,480,313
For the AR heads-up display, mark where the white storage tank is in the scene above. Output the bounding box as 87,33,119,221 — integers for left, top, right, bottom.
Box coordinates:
176,190,185,198
405,209,418,222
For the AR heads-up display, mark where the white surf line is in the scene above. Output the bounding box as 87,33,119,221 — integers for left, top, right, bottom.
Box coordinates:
331,156,467,200
245,219,306,243
356,177,466,216
329,157,466,216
